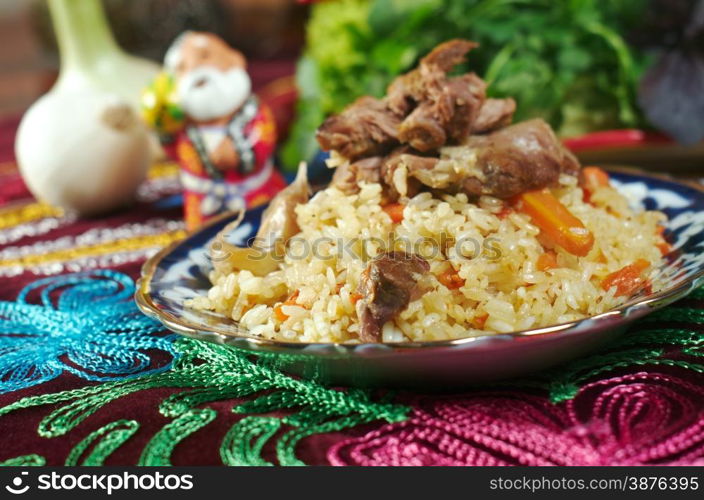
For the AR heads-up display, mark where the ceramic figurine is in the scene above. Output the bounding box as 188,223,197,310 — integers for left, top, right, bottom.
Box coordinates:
142,31,285,230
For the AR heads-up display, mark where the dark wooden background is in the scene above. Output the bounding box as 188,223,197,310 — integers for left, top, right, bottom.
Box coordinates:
0,0,307,118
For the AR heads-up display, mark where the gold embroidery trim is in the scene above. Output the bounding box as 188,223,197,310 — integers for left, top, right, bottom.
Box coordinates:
0,162,179,231
0,203,65,230
0,229,187,268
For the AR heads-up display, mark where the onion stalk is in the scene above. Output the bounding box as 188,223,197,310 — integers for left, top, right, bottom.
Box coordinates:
15,0,160,215
49,0,160,106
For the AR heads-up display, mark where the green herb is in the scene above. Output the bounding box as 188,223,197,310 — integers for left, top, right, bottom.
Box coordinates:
282,0,649,169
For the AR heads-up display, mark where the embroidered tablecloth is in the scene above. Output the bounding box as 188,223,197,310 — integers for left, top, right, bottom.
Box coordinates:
1,106,703,466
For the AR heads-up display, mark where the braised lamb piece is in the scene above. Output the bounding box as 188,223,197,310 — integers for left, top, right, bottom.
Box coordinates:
386,39,479,115
316,96,401,160
460,119,580,199
471,98,517,134
331,156,384,195
317,38,581,203
356,251,430,342
383,119,579,200
397,73,486,151
382,149,436,197
392,41,487,151
317,39,488,159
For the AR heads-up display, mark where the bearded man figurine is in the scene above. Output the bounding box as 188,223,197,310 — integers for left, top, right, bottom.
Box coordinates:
142,31,285,230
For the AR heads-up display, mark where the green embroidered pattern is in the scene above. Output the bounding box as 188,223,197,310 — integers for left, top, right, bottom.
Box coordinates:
65,420,139,466
0,338,409,465
0,455,46,466
139,409,216,466
221,417,281,466
1,289,702,465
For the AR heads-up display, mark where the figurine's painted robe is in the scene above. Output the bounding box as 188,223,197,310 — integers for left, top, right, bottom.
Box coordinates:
169,97,285,230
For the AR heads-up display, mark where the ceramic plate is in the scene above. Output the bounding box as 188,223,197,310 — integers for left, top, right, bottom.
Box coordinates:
136,168,704,386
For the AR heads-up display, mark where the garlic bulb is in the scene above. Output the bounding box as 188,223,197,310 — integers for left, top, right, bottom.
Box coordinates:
14,0,159,215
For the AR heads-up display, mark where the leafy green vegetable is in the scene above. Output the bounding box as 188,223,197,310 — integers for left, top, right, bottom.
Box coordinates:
282,0,650,169
282,0,372,169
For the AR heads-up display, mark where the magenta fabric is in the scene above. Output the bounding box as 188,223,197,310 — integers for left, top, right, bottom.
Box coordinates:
329,373,704,465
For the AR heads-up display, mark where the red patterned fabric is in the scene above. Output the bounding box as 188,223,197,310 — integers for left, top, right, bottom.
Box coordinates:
330,373,704,466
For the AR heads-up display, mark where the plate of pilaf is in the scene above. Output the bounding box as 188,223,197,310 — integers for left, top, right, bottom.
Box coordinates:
137,40,704,385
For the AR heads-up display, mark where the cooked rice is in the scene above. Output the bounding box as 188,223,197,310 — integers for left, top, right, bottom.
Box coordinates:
190,171,666,343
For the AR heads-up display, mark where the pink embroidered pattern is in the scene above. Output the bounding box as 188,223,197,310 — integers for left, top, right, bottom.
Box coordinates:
329,372,704,466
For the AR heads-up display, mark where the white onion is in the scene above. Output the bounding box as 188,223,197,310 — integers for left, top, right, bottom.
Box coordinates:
14,0,158,216
16,91,150,215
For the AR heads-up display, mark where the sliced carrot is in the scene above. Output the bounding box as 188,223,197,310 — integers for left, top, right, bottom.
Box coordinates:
536,251,558,271
350,292,363,304
601,259,650,297
273,291,302,322
581,166,610,189
634,258,650,272
655,225,666,236
382,203,405,223
437,267,465,289
515,188,594,257
471,312,488,329
580,167,609,204
273,305,288,322
284,290,300,305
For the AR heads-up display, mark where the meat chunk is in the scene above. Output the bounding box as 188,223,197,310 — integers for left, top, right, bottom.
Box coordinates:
398,74,486,151
406,155,464,190
386,68,428,116
398,101,448,151
316,97,401,160
331,156,383,195
386,39,479,115
356,251,430,342
384,144,491,197
461,119,580,199
385,120,580,200
396,155,441,185
421,39,479,72
394,44,486,151
472,98,516,133
319,40,485,161
316,39,581,205
380,148,423,200
443,74,488,141
383,152,440,197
